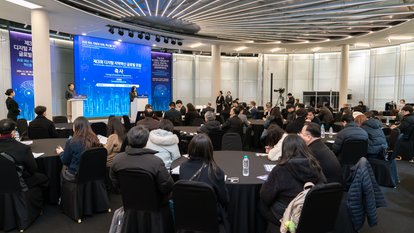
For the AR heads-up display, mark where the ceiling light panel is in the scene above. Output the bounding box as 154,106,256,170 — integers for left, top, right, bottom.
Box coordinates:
57,0,414,44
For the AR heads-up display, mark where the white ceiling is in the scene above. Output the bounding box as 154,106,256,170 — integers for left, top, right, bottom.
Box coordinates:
1,0,414,53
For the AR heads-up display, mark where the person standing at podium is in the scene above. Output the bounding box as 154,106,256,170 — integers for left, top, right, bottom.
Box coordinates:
65,83,76,122
129,86,138,102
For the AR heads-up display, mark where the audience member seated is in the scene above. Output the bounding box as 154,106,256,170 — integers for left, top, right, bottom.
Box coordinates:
105,117,126,167
200,102,215,117
184,103,200,126
318,103,334,129
110,125,173,194
265,125,287,161
299,123,342,183
263,102,272,118
0,118,49,190
285,105,295,124
306,107,321,125
359,114,388,159
146,120,181,170
164,102,182,126
285,108,307,134
358,101,369,113
249,101,258,119
238,105,251,128
136,109,160,131
221,106,243,135
176,100,186,116
198,111,221,134
260,135,325,232
390,105,414,161
28,105,58,139
56,117,101,182
179,134,229,232
332,114,369,155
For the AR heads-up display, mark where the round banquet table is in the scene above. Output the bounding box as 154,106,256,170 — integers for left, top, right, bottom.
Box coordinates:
55,123,73,138
30,138,67,204
173,126,199,134
172,150,277,233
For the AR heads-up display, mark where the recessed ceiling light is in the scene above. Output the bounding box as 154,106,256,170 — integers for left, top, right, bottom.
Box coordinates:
388,35,413,40
117,39,122,42
152,44,156,47
5,0,42,9
325,39,330,42
355,43,370,47
190,43,203,48
81,33,87,36
312,47,321,52
234,46,247,51
270,48,281,52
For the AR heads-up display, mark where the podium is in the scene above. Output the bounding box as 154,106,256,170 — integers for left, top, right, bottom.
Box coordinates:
130,96,148,118
68,98,86,122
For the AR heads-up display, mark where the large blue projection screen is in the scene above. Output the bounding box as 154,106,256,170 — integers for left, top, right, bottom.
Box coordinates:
74,35,151,118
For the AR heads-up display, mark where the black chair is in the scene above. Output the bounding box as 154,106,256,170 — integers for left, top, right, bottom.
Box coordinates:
395,129,414,160
28,126,52,139
117,170,173,233
172,180,221,233
135,111,145,123
367,158,396,187
16,119,29,140
296,183,343,233
122,115,133,131
0,154,42,232
191,117,204,126
61,148,110,223
52,116,68,123
221,133,243,151
257,106,264,111
208,130,224,151
154,111,163,118
243,125,253,151
90,122,107,136
338,139,368,186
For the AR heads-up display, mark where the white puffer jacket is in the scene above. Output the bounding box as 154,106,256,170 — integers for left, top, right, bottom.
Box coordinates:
146,129,181,169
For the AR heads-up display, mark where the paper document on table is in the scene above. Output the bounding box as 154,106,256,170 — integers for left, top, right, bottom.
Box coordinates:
97,135,108,144
171,166,180,175
32,153,44,158
20,140,33,145
264,164,276,172
256,153,268,157
257,174,269,181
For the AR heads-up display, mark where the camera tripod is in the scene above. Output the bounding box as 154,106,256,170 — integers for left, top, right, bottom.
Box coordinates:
276,92,284,108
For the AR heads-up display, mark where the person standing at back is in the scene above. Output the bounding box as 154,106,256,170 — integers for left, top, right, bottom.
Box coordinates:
5,88,20,122
225,91,233,107
216,91,225,113
65,83,76,122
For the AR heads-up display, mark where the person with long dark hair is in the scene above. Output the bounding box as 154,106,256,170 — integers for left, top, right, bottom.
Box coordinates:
56,117,101,181
260,134,325,232
4,88,20,122
105,117,126,167
265,125,288,161
129,86,138,102
216,91,225,113
184,103,200,126
179,134,229,232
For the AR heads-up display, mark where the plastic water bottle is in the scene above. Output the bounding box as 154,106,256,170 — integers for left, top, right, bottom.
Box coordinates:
14,130,20,141
386,117,390,126
329,127,333,138
321,125,325,138
243,155,250,176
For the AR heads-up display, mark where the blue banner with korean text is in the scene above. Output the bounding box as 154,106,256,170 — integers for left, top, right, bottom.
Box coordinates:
151,52,172,112
9,31,34,120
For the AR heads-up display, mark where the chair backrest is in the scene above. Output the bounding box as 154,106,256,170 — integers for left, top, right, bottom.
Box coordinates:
16,119,28,139
0,155,21,194
52,116,68,123
191,117,204,126
172,180,219,233
135,111,145,123
339,140,368,165
257,106,264,111
221,132,242,151
76,147,107,183
154,111,163,118
122,115,132,131
208,130,224,151
90,122,107,136
118,170,161,211
296,183,343,233
28,126,52,139
243,125,253,150
388,128,400,151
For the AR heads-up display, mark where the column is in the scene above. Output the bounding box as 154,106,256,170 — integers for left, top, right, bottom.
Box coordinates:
339,44,349,108
31,9,53,119
211,45,221,109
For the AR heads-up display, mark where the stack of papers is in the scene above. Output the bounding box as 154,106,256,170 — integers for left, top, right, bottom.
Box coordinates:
264,164,276,172
256,153,268,157
257,174,269,181
171,166,180,175
20,140,33,145
32,152,44,158
97,135,108,144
